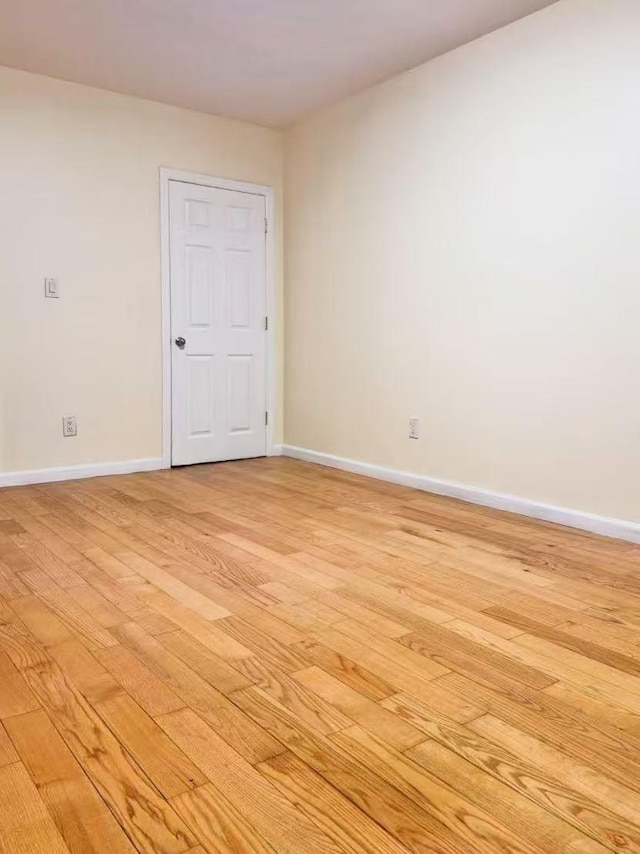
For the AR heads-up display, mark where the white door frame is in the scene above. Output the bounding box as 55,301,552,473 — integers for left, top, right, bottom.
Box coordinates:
160,167,277,468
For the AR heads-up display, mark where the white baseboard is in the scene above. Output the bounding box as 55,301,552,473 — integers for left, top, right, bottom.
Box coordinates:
281,445,640,545
268,444,284,457
0,457,165,488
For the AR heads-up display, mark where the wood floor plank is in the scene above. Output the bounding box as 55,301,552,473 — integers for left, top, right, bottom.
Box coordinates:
10,595,74,647
407,739,611,854
8,532,85,589
157,706,342,854
312,625,481,722
49,639,125,704
230,684,477,854
0,617,51,669
257,666,354,735
5,709,136,853
96,643,187,716
543,680,640,737
292,637,397,700
0,761,70,854
219,614,312,672
0,722,18,767
96,694,208,798
386,694,640,852
314,590,411,638
136,593,252,660
293,665,424,750
332,725,543,854
469,713,640,829
0,647,40,719
485,606,640,677
21,661,195,854
19,570,118,650
514,632,640,705
113,551,232,621
113,621,286,763
398,623,556,692
157,629,253,696
257,751,412,854
0,458,638,853
268,599,347,632
440,619,640,715
437,672,640,792
0,557,29,599
259,580,310,605
65,584,129,629
328,618,450,680
171,783,276,853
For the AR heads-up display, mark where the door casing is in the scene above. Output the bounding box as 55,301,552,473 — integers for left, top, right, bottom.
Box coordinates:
160,167,277,468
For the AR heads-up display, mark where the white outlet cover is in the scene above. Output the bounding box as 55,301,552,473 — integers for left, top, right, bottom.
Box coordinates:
62,416,77,437
409,418,420,439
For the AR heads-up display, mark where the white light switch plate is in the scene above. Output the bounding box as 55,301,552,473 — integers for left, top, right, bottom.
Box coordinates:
44,277,59,298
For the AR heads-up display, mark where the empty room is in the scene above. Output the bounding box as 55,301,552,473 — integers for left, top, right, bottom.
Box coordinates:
1,0,639,851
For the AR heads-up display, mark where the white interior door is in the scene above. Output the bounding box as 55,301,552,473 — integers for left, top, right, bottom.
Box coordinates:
169,180,267,466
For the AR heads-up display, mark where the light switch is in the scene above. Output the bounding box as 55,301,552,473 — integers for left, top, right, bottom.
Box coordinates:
44,277,59,298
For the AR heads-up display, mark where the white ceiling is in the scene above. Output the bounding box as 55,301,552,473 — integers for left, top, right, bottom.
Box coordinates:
0,0,558,127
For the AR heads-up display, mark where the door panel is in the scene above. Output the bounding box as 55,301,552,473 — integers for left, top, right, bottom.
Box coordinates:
187,357,215,437
227,354,253,432
186,245,215,327
227,251,252,328
170,181,267,466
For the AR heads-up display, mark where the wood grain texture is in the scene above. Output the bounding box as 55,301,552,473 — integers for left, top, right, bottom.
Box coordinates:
0,722,18,767
171,783,276,853
157,706,341,853
95,694,208,798
0,646,40,718
5,709,136,854
0,457,638,852
0,761,70,854
256,751,411,854
22,661,195,853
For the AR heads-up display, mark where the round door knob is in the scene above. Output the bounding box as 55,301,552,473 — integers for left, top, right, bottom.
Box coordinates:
175,336,186,349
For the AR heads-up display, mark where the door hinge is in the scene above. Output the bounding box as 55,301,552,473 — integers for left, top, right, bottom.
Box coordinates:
265,411,269,426
264,316,269,331
264,217,268,234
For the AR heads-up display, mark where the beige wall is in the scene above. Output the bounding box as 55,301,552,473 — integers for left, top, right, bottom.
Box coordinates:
0,66,283,473
285,0,640,522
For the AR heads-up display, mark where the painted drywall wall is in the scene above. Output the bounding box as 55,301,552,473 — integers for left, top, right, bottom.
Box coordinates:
0,65,283,474
284,0,640,523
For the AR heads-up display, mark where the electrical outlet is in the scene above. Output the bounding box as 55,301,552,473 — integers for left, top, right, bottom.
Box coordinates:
44,277,59,299
62,416,77,437
409,417,420,440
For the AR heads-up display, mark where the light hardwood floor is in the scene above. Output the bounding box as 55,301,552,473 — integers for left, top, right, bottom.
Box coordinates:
0,457,638,853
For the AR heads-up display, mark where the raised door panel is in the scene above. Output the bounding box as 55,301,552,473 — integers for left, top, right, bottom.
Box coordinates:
186,246,215,332
227,355,252,434
187,357,215,438
226,250,252,329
